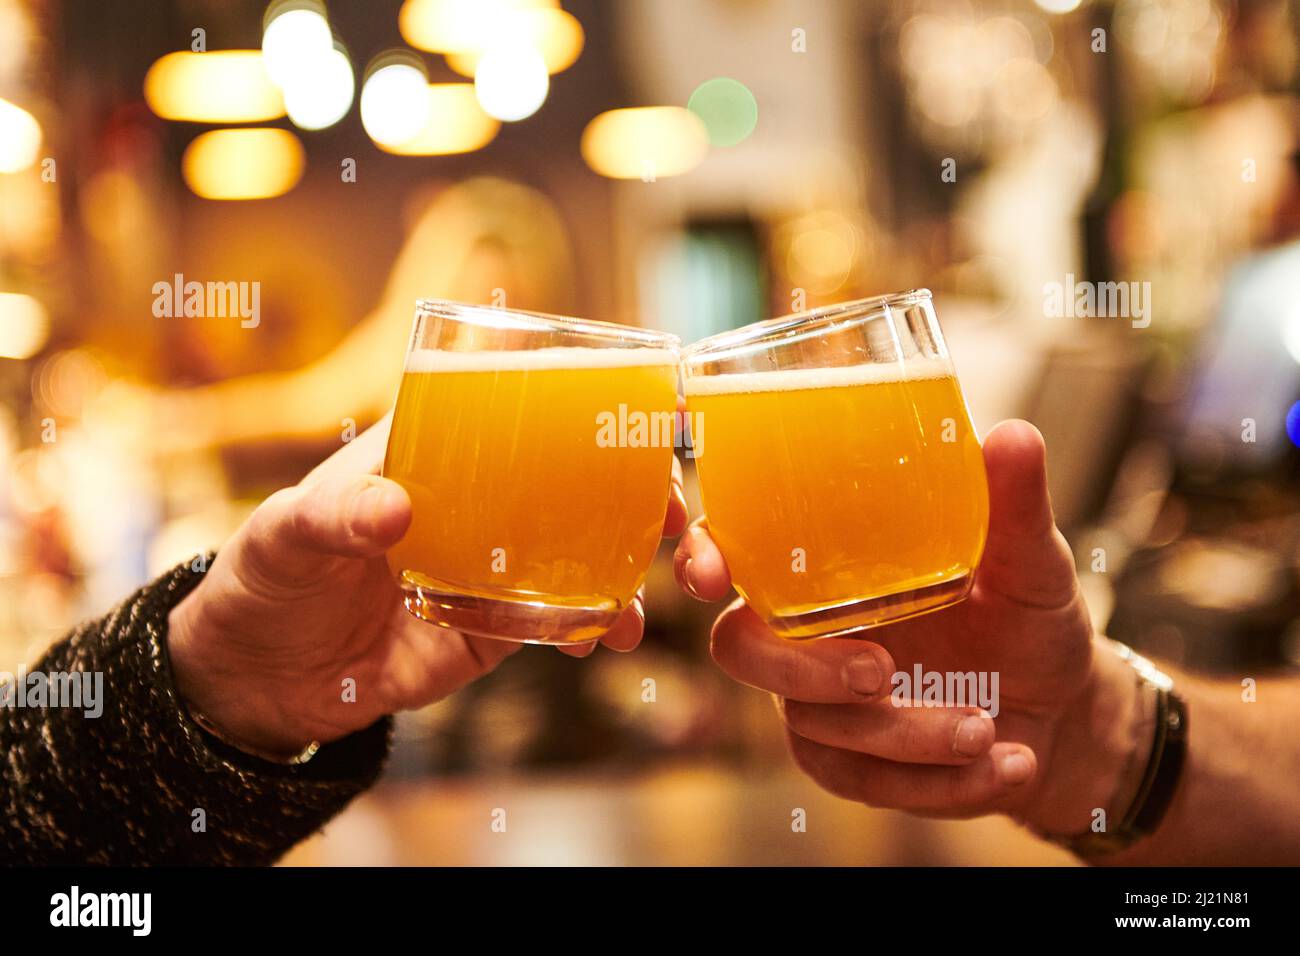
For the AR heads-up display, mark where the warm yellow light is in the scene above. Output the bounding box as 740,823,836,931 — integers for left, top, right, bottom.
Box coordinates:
360,60,431,146
580,107,709,180
262,6,333,89
0,97,41,174
789,230,853,294
399,0,557,54
0,293,50,360
283,46,355,130
474,42,549,121
1033,0,1082,12
144,50,285,123
444,8,584,76
181,128,305,200
376,84,500,155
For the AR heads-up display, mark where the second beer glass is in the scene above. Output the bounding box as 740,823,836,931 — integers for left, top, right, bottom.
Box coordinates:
384,300,680,644
682,290,989,640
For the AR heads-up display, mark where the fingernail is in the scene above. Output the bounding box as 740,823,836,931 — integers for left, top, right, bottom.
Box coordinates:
683,558,702,599
999,751,1033,786
953,713,994,757
842,653,883,696
350,482,387,538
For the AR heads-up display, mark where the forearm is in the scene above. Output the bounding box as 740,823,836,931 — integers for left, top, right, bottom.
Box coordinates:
189,323,396,448
0,559,391,865
1102,670,1300,865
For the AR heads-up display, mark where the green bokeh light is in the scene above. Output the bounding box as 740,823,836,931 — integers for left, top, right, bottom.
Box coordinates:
687,77,758,147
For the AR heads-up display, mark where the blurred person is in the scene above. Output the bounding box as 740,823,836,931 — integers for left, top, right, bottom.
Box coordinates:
102,176,577,453
0,416,689,864
675,420,1300,864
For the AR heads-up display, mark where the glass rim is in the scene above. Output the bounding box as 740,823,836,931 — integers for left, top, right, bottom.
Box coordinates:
414,298,681,349
681,289,932,364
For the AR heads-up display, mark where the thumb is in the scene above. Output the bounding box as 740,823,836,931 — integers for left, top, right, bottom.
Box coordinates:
242,474,411,583
977,420,1078,609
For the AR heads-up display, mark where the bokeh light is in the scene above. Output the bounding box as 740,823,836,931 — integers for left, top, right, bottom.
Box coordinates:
360,57,431,146
398,0,557,54
283,44,355,130
0,1,34,90
0,96,40,173
474,42,549,122
444,7,584,77
31,349,109,419
687,77,758,147
1288,401,1300,450
1115,0,1224,103
181,128,305,200
897,10,1061,149
261,4,334,89
1033,0,1083,12
0,293,49,360
262,2,353,131
778,210,861,295
143,51,285,123
374,84,500,155
580,107,710,180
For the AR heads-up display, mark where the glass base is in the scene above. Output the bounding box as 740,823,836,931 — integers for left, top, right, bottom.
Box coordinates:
399,580,617,645
765,572,974,641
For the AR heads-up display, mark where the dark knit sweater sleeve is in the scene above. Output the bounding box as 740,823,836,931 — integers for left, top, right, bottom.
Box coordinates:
0,558,392,865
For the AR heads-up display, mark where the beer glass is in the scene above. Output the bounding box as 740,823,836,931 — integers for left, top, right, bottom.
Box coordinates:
682,290,988,640
384,300,680,644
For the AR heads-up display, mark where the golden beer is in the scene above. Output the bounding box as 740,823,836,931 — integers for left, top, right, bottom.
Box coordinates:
683,292,988,639
384,302,680,644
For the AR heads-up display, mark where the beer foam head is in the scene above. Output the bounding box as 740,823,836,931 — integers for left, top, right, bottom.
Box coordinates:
405,346,680,373
683,356,955,395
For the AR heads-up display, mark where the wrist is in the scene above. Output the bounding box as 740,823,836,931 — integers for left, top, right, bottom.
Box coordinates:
167,590,317,760
1028,634,1148,835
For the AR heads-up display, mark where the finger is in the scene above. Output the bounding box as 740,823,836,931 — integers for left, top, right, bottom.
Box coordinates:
453,634,524,678
598,592,645,652
779,698,995,765
556,638,599,658
244,474,411,582
978,420,1078,609
786,729,1037,813
662,455,689,539
673,517,732,601
383,606,524,708
710,601,896,703
556,590,646,656
301,411,394,486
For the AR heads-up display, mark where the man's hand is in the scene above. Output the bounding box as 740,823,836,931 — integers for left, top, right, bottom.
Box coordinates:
168,414,689,760
675,419,1145,836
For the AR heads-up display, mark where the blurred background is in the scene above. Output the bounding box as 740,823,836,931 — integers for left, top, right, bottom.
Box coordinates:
1,0,1299,865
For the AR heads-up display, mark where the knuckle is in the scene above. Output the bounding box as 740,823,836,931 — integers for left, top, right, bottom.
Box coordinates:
707,609,745,672
940,762,984,807
777,651,808,696
894,712,924,758
780,699,809,734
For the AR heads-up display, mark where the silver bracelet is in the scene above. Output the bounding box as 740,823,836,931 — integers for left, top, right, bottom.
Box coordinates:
188,706,321,766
